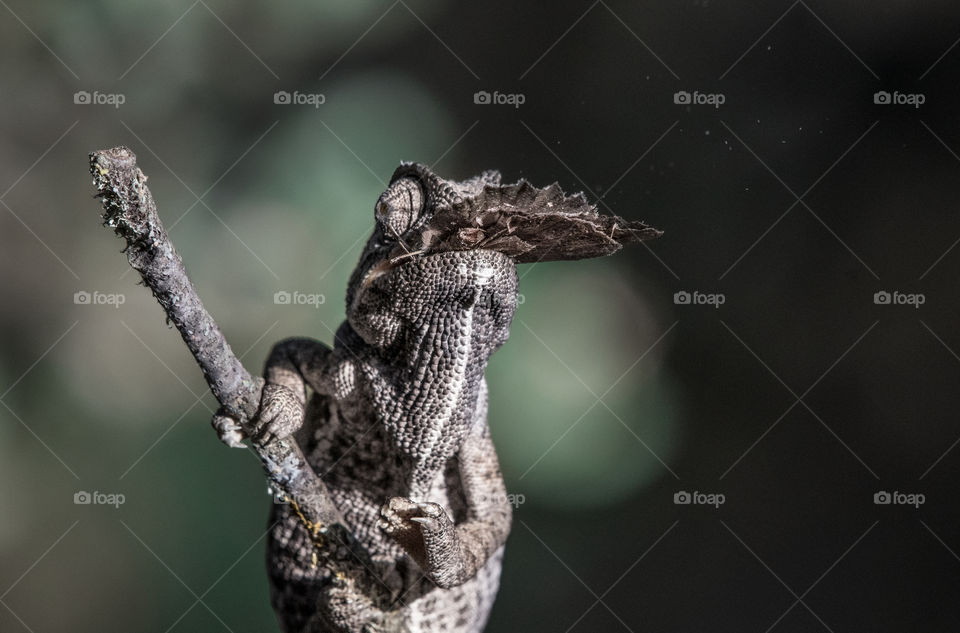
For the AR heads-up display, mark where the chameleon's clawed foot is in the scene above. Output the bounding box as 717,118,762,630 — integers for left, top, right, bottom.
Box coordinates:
378,497,444,536
253,383,305,445
378,497,457,576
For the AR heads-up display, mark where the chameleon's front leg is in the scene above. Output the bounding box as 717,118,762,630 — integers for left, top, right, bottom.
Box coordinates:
211,337,342,446
380,415,512,589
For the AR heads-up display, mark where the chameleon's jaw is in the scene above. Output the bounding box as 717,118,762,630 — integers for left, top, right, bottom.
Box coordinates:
360,251,422,289
359,248,511,291
360,259,392,289
347,247,517,355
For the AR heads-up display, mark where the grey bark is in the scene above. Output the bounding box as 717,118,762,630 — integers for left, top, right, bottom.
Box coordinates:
88,146,343,532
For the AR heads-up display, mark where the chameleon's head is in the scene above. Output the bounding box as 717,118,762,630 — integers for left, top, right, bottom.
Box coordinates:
345,164,519,354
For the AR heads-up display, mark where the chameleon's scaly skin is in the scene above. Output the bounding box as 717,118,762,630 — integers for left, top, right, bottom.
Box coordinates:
255,165,518,632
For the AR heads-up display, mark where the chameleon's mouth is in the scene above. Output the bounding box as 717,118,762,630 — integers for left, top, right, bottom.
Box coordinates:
359,248,511,290
360,249,424,288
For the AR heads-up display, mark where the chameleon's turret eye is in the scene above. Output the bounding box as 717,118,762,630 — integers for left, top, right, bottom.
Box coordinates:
375,177,424,239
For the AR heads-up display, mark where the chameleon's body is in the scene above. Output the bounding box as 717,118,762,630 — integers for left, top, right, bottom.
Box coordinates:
257,166,516,633
227,163,659,632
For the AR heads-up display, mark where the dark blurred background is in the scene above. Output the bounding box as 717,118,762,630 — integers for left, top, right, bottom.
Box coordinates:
2,1,960,631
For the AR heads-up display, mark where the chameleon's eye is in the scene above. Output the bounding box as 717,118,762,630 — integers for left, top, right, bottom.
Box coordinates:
375,177,423,239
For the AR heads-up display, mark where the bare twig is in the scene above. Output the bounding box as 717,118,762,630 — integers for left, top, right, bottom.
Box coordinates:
88,146,343,530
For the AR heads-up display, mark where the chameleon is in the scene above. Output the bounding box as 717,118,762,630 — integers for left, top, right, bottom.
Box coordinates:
212,162,661,632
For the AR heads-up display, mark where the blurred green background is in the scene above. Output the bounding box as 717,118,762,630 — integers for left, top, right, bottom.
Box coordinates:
2,1,960,631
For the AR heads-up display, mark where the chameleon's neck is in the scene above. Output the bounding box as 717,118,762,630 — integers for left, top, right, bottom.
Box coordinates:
332,319,488,498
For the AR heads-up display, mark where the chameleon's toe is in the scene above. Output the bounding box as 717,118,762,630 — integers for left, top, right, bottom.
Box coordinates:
409,516,441,531
379,497,418,534
211,413,246,448
408,502,447,532
415,502,443,518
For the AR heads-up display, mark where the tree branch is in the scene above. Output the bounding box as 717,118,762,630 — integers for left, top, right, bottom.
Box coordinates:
88,146,343,531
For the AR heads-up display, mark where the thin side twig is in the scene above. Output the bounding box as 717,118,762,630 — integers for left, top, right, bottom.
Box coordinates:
88,146,343,530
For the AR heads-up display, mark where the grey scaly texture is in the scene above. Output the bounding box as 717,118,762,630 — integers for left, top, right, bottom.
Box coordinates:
212,163,660,633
